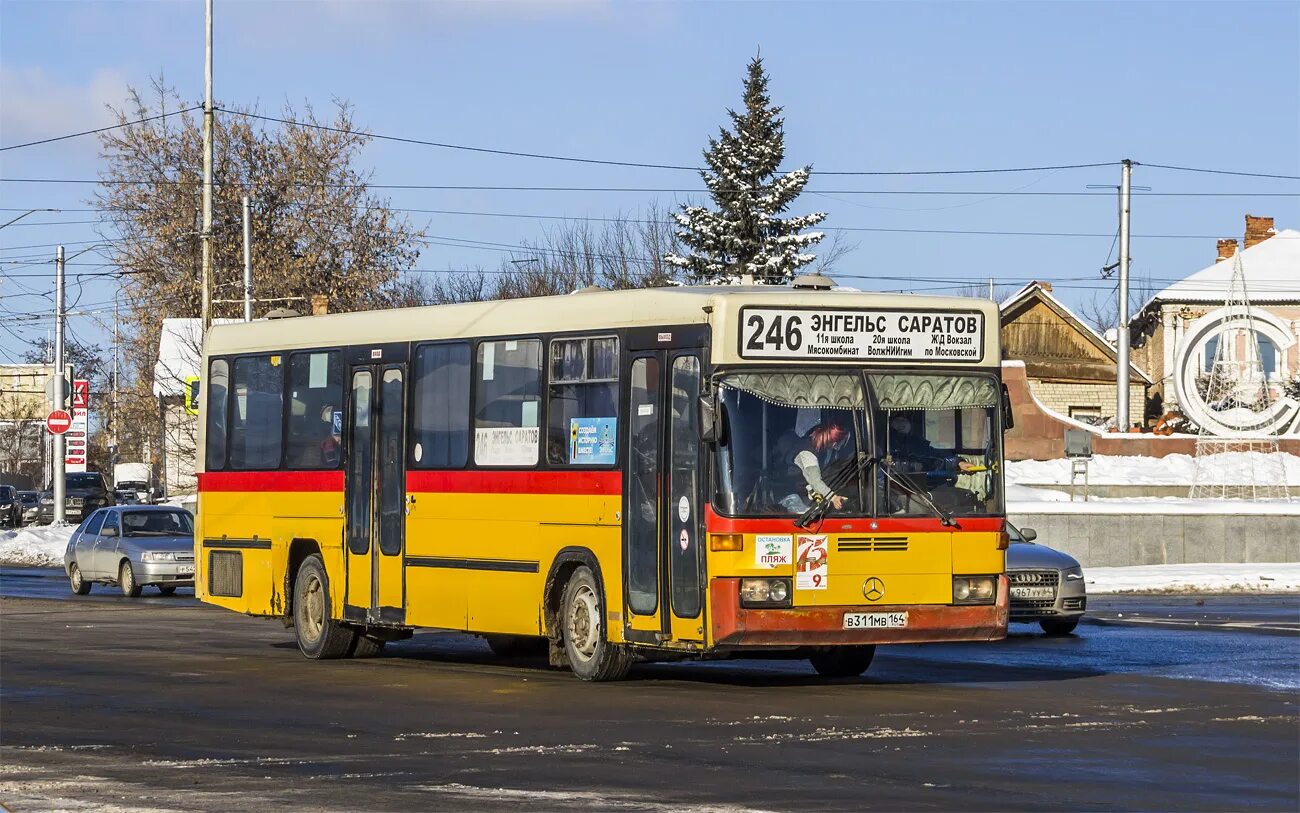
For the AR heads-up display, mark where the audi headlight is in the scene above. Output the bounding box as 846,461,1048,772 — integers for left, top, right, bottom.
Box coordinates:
40,497,53,505
953,576,997,605
740,578,793,608
1063,566,1084,582
142,551,177,562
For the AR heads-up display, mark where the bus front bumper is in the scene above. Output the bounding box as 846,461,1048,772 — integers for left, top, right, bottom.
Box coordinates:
709,576,1008,647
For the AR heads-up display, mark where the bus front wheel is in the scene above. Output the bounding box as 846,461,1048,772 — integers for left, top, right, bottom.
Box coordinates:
561,566,631,681
808,645,876,678
293,554,357,659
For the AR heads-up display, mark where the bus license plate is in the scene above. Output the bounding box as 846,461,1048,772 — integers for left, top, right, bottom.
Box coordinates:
843,612,908,630
1010,586,1054,599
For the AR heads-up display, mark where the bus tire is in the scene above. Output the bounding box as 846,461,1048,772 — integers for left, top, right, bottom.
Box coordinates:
349,633,385,658
561,566,631,681
808,645,876,678
293,554,356,659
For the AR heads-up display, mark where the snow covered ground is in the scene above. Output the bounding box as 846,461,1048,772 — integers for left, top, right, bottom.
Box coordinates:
1087,563,1300,594
1008,451,1300,486
1006,482,1300,514
0,525,74,568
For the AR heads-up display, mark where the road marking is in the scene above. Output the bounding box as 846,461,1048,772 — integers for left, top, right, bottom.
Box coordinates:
1093,616,1299,633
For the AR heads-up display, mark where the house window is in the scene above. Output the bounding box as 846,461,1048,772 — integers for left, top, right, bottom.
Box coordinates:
1256,332,1277,377
1068,406,1101,421
1203,336,1220,372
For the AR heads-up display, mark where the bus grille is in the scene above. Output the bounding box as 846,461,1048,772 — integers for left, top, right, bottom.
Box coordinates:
837,537,908,553
208,551,243,597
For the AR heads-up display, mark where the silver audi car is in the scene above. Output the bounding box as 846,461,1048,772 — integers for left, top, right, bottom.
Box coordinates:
64,505,195,597
1006,521,1086,635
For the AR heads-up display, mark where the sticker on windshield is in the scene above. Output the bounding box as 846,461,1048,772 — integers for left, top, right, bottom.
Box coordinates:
796,534,829,590
755,534,792,568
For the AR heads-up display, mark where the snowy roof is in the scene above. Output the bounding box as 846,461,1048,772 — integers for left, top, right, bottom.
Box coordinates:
153,318,239,398
1143,229,1300,307
1000,281,1153,384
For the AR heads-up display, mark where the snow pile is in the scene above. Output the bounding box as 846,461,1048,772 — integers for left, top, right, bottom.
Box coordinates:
1088,563,1300,594
1008,452,1300,486
0,525,76,567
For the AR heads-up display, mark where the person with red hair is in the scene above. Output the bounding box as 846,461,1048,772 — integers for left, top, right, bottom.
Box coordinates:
777,417,852,513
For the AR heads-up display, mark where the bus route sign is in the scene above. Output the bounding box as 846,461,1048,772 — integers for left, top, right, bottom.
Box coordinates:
738,306,985,362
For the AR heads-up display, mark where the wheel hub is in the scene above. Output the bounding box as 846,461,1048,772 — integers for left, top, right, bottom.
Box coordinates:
567,585,599,662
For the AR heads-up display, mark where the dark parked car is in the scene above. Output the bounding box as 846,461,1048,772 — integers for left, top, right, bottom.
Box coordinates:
38,472,114,524
17,491,40,525
63,505,195,596
1006,521,1086,635
0,485,20,528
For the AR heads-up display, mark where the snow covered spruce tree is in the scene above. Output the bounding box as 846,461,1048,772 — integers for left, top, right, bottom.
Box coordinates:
666,55,826,285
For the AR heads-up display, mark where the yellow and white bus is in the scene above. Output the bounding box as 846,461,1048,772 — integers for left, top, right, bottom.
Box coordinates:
197,278,1009,680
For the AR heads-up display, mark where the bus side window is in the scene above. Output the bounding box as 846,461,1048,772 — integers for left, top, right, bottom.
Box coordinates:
547,336,619,466
411,342,471,468
229,355,284,470
286,351,343,469
474,339,542,467
206,359,229,471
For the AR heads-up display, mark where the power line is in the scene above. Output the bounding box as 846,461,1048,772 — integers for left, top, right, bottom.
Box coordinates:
0,106,203,152
1141,163,1300,181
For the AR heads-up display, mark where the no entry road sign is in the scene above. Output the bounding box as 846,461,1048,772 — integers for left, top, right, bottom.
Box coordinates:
46,410,73,434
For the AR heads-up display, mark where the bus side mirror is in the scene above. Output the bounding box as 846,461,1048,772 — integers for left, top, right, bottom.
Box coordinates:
1001,384,1015,431
699,394,719,443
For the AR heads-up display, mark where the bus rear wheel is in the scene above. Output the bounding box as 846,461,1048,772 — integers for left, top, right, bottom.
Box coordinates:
293,554,357,659
808,645,876,678
561,566,631,682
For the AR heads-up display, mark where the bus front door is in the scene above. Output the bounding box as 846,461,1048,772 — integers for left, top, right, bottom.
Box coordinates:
344,364,408,625
625,351,705,646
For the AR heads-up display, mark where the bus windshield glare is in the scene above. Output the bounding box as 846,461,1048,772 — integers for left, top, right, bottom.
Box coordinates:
712,371,1002,518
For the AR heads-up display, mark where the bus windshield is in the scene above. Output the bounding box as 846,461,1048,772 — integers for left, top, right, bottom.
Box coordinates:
712,370,1002,518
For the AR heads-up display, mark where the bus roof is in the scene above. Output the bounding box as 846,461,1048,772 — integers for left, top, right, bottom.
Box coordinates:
204,285,1001,366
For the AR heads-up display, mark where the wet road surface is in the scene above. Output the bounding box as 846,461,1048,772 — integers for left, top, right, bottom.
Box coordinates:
2,570,1297,811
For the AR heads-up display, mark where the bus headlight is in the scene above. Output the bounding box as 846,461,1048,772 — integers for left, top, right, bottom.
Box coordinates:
953,576,996,605
740,578,792,608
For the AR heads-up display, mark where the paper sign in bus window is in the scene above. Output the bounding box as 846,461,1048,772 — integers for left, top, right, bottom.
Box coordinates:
755,534,792,568
796,534,828,590
570,417,616,464
475,427,539,466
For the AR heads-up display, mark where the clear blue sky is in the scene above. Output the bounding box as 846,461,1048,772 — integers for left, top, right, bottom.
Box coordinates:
2,0,1297,361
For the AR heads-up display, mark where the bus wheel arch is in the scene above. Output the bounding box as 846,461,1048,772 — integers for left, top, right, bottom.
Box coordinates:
542,548,606,669
284,538,323,625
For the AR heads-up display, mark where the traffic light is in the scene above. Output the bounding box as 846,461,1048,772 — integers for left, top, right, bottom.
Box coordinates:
184,376,201,415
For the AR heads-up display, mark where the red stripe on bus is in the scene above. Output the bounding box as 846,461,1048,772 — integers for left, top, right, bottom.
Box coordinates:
704,505,1004,535
197,470,345,493
406,470,621,496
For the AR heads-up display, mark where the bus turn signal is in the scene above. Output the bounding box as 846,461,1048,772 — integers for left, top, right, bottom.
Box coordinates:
710,533,743,551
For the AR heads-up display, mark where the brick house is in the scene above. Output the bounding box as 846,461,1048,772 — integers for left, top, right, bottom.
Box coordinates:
1000,281,1150,427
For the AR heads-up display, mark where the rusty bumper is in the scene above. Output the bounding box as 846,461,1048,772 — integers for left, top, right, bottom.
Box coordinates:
710,576,1009,647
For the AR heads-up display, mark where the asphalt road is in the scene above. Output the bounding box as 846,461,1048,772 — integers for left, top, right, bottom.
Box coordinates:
2,570,1297,812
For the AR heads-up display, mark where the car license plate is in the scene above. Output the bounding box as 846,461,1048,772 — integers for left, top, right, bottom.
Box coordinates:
177,566,194,575
1011,586,1054,599
843,612,908,630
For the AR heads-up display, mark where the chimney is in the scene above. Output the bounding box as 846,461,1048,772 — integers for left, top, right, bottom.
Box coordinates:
1217,239,1238,262
1244,215,1275,249
1032,280,1053,293
310,294,329,316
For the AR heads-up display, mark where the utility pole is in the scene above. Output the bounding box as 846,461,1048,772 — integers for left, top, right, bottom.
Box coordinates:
1116,158,1133,431
200,0,214,329
111,292,119,467
242,195,253,322
53,246,66,524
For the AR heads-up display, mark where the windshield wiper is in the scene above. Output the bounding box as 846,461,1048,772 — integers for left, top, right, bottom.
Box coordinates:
877,457,959,528
794,453,879,530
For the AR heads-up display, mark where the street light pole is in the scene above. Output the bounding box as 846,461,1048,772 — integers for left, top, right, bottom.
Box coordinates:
53,246,66,524
1116,159,1133,431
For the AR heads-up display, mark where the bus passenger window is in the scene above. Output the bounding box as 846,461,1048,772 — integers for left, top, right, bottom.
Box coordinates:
205,359,229,471
474,339,542,467
547,336,619,465
229,355,284,470
412,343,470,468
286,351,343,469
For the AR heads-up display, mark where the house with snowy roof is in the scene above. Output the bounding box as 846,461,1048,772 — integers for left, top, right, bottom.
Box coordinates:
1130,215,1300,434
999,281,1151,426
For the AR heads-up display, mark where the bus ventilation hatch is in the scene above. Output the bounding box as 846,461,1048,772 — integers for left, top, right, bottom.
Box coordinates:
209,551,244,597
837,537,909,553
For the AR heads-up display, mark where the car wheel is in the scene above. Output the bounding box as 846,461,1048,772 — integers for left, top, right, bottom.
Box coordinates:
808,645,876,678
68,563,91,595
1040,618,1079,636
158,585,178,596
119,561,142,598
293,554,356,659
561,566,631,681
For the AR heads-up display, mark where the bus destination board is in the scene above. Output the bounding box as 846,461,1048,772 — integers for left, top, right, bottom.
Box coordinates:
738,306,984,362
